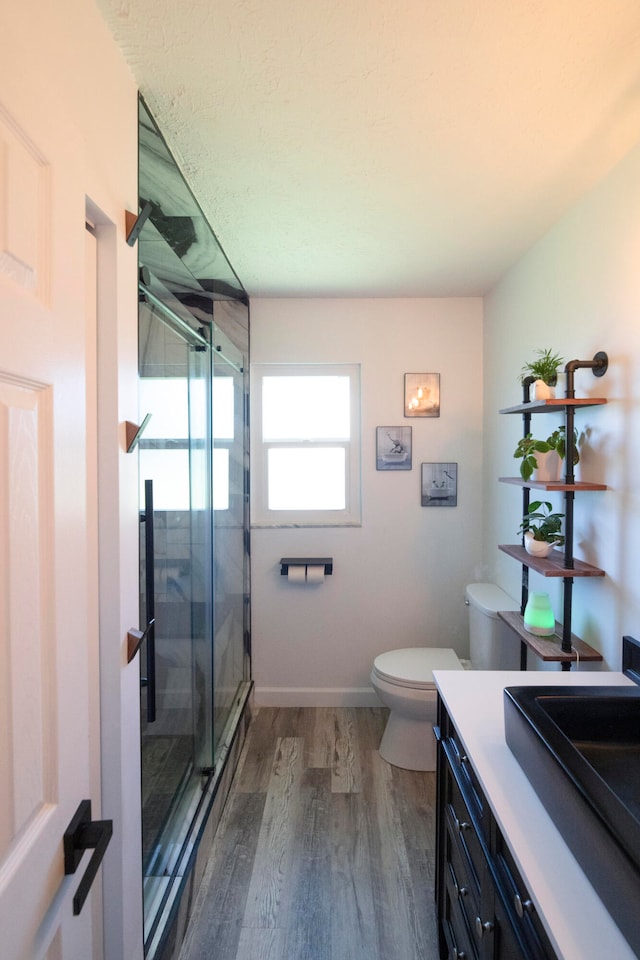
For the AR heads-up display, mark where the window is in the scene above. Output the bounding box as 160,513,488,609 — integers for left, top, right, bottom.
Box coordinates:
251,363,361,526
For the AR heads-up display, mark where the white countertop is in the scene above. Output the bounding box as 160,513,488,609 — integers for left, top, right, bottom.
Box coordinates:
434,669,637,960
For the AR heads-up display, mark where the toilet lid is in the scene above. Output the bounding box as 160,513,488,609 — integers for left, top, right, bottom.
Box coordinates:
373,647,462,688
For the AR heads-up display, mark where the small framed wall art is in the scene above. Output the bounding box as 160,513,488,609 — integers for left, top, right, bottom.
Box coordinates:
404,373,440,417
376,426,412,470
421,462,458,506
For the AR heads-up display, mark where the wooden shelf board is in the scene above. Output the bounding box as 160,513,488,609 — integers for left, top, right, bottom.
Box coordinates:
500,398,607,415
497,610,603,662
498,477,607,491
499,543,605,578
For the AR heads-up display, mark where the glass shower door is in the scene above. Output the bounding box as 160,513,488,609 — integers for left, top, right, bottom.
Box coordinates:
136,96,251,959
138,295,213,937
211,315,248,755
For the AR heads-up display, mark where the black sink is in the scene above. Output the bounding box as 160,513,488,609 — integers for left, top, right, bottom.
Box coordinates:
504,685,640,958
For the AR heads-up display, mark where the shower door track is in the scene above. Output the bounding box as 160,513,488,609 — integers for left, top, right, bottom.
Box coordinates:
139,283,243,372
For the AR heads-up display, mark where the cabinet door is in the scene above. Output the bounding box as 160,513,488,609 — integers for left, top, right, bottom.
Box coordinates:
493,892,526,960
494,836,557,960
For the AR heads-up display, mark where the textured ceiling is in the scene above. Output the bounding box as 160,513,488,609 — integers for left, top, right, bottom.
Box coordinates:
96,0,640,297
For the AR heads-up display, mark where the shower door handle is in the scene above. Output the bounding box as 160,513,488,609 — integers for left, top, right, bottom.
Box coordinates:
143,478,157,722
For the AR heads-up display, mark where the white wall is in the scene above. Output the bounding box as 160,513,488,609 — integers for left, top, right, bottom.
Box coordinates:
250,297,484,705
1,2,140,957
483,139,640,672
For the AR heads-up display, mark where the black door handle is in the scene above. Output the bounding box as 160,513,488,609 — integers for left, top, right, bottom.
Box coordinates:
143,478,156,722
63,799,113,915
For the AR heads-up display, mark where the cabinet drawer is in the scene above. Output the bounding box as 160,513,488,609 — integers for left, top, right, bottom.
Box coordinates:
445,761,486,892
446,819,481,931
443,863,478,960
441,723,487,823
494,834,557,960
438,704,486,820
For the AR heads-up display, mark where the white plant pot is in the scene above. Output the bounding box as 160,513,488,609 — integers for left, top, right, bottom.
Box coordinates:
533,379,556,400
523,532,558,558
533,449,562,482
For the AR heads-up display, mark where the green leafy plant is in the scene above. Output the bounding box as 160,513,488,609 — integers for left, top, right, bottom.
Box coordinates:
518,500,565,546
519,348,565,386
513,435,553,481
546,426,579,466
513,426,579,480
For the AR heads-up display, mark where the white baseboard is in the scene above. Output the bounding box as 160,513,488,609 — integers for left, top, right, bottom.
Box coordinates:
254,686,382,708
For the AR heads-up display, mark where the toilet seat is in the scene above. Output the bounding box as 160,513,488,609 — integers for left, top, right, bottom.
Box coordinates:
372,647,462,689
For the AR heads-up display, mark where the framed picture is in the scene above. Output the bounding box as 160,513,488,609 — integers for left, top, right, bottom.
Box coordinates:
404,373,440,417
421,462,457,506
376,426,412,471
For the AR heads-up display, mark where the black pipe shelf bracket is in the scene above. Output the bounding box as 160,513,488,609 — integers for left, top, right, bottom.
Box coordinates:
280,558,333,576
564,351,609,397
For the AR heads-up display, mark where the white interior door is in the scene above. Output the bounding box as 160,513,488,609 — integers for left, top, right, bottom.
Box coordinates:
0,75,102,960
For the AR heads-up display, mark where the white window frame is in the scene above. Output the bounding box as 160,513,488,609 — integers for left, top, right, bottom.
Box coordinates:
251,362,362,527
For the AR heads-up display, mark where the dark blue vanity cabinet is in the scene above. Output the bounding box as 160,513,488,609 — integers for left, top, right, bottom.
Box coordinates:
435,698,557,960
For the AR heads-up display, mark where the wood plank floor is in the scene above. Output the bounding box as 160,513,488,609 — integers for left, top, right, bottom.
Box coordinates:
179,707,440,960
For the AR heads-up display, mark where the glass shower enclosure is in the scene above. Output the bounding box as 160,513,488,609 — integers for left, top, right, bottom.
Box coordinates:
136,97,251,954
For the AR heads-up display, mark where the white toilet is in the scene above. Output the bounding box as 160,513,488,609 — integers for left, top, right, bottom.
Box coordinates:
371,647,463,770
370,583,519,770
465,582,520,671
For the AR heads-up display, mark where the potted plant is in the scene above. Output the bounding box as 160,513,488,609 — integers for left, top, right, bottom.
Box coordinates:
513,426,579,481
546,425,579,464
520,348,565,399
518,500,565,557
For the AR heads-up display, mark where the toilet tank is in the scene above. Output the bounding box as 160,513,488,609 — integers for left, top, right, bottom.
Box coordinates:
465,583,520,670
